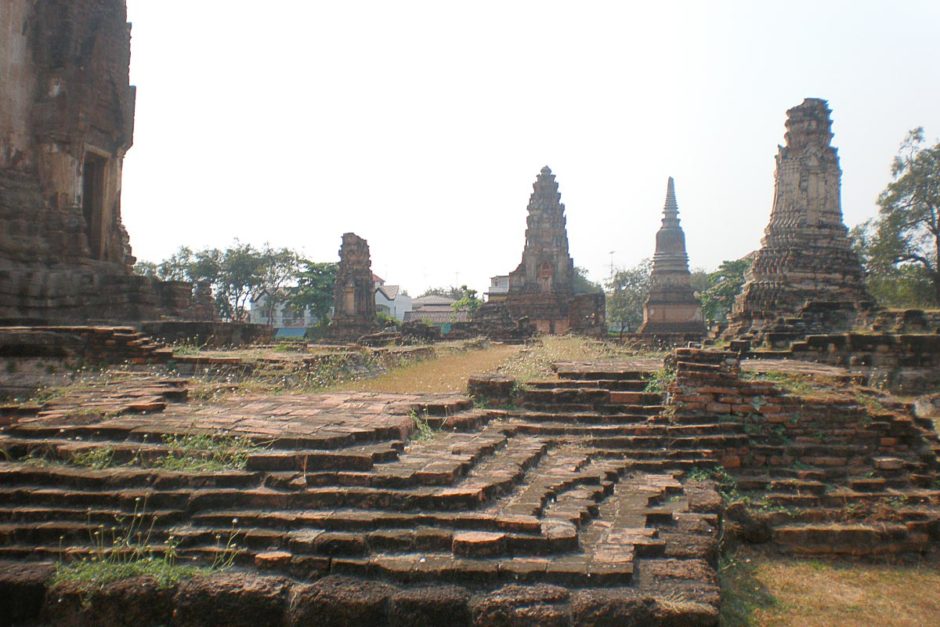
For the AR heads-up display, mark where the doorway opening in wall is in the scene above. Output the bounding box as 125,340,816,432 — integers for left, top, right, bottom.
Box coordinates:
82,152,107,259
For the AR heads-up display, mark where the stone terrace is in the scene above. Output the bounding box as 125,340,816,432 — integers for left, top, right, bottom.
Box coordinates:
2,350,939,624
0,367,722,625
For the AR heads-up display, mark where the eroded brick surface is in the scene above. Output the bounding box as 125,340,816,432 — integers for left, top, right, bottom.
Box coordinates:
0,364,723,624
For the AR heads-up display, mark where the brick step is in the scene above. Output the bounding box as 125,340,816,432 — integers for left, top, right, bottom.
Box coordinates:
519,402,598,413
4,423,406,452
505,411,655,425
360,550,635,586
411,398,475,417
0,505,187,525
525,383,663,404
586,434,747,449
588,448,720,463
500,452,622,519
190,508,546,534
246,443,402,472
520,388,611,404
555,367,650,382
169,524,578,559
749,443,871,457
759,504,940,526
0,464,258,490
513,423,669,438
772,523,931,556
765,490,940,509
0,483,518,513
622,458,714,472
422,409,491,431
0,543,633,587
518,402,664,416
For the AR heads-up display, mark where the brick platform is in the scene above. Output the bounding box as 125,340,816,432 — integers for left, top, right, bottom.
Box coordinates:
0,369,722,624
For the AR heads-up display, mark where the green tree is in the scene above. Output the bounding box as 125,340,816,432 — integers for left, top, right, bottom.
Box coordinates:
605,260,651,338
156,246,197,282
868,127,940,304
451,285,482,317
420,286,464,299
289,261,338,325
215,242,267,321
851,221,936,308
254,246,301,326
573,266,604,294
134,260,158,277
700,258,752,324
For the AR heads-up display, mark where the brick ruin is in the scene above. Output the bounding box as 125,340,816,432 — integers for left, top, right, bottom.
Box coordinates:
495,167,605,336
0,0,208,323
2,345,939,623
639,177,705,337
725,98,873,345
328,232,379,341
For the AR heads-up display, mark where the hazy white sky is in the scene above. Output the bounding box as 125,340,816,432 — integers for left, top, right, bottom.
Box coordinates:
122,0,940,296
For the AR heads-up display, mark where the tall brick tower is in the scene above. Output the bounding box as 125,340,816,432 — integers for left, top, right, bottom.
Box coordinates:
638,177,705,335
727,98,873,345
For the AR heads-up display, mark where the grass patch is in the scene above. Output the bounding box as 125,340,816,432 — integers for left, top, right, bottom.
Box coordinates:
150,433,263,472
336,342,520,394
495,336,635,383
71,446,116,470
53,500,240,594
720,550,779,626
53,557,208,591
741,370,819,396
721,545,940,626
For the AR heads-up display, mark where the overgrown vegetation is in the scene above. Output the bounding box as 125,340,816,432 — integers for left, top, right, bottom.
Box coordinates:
71,447,116,470
410,410,436,441
150,433,262,472
741,370,818,396
643,366,676,394
53,499,240,593
16,433,264,473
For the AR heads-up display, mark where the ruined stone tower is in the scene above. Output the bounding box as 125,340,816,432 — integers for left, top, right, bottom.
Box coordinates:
727,98,872,345
0,0,205,322
638,177,705,335
508,166,575,298
328,233,378,340
504,166,605,335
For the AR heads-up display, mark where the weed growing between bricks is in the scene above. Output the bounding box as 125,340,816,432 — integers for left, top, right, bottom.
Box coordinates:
52,498,241,596
643,366,676,394
409,410,436,441
14,432,268,472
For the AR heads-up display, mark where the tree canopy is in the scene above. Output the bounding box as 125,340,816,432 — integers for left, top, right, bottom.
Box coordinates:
135,242,333,323
861,127,940,306
862,128,940,305
699,258,752,324
605,260,651,337
289,261,338,325
451,285,482,316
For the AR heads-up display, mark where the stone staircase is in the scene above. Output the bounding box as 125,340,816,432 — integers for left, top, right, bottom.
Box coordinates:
0,370,723,621
672,348,940,556
0,326,172,364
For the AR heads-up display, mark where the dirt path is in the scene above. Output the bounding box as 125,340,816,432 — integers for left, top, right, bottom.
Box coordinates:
333,343,523,394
